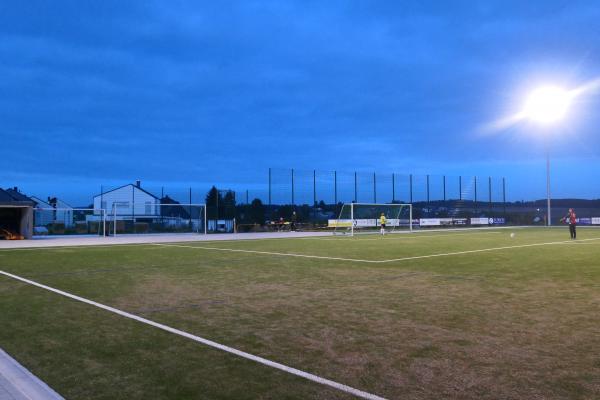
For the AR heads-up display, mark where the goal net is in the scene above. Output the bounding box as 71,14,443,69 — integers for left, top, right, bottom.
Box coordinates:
331,203,412,236
33,207,107,236
107,202,207,236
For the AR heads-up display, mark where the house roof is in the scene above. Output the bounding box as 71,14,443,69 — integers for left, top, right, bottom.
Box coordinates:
0,188,36,206
30,196,52,208
93,183,159,200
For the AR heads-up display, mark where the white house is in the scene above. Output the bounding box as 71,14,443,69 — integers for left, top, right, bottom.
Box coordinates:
93,181,160,218
31,196,75,227
31,197,54,226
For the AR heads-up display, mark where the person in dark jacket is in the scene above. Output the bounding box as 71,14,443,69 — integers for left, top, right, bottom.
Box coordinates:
563,208,577,239
290,211,297,231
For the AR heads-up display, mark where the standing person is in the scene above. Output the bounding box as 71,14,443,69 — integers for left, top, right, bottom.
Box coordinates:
291,211,297,231
379,212,386,235
564,208,577,239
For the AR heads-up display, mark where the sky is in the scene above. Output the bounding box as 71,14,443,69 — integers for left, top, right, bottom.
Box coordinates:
2,1,600,205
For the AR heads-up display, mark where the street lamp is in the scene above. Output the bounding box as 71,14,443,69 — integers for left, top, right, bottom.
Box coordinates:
523,86,573,226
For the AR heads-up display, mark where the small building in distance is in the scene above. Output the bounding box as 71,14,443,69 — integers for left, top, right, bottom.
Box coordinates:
0,187,36,239
31,196,75,228
93,181,160,218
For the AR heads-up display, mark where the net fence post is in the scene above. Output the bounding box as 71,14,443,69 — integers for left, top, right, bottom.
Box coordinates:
354,171,357,202
313,169,316,207
443,175,446,202
351,202,354,236
474,176,478,213
392,173,395,202
426,174,430,205
409,174,413,203
373,172,376,203
409,204,413,232
503,177,507,219
488,176,492,213
334,170,337,206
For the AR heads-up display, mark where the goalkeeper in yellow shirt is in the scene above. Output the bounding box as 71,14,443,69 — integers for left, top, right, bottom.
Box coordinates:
379,213,386,235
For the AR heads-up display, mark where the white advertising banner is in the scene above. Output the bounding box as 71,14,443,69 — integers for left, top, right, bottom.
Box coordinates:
329,219,412,228
592,217,600,225
420,218,441,226
471,217,491,225
328,219,352,228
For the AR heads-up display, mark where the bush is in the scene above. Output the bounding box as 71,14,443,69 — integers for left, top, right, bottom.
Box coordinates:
134,222,149,233
75,222,88,234
49,223,65,234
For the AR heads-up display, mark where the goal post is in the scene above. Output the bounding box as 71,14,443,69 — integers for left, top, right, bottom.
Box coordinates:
108,202,207,236
33,207,107,236
331,203,413,236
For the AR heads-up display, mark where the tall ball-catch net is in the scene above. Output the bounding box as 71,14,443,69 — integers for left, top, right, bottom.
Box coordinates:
331,203,412,236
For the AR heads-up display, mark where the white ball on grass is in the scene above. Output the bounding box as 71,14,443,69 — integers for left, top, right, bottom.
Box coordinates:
510,233,515,238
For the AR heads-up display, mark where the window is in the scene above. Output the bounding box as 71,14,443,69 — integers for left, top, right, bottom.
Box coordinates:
145,202,152,215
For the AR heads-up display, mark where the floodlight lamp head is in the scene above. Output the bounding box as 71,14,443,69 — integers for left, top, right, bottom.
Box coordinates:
523,85,572,125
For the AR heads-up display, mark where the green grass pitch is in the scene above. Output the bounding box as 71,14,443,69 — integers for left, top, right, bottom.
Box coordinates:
1,228,600,399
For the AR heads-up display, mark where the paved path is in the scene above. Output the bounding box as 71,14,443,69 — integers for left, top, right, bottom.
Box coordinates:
0,231,331,249
0,348,64,400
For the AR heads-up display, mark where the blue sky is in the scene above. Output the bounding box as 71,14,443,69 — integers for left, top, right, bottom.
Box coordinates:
2,1,600,204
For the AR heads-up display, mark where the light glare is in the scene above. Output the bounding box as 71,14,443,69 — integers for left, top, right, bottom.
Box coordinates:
523,86,572,124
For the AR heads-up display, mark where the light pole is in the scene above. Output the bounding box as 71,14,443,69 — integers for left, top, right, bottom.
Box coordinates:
546,147,551,226
523,85,572,227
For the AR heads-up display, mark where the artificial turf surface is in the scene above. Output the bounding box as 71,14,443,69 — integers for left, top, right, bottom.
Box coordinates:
1,227,600,399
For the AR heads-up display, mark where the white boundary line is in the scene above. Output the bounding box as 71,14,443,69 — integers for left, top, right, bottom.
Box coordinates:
0,270,387,400
151,243,377,263
378,237,600,263
153,237,600,264
312,231,505,241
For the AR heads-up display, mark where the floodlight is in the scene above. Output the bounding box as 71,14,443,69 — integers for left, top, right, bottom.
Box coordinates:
523,86,572,124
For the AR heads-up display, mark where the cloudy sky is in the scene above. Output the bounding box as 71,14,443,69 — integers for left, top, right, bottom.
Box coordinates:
2,1,600,204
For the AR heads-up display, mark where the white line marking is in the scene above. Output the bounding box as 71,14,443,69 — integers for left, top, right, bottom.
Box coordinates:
312,231,504,241
151,243,377,263
378,236,600,263
0,271,387,400
0,243,163,252
153,237,600,264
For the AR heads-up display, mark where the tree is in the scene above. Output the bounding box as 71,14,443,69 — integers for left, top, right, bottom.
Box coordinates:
205,186,221,220
249,198,265,225
221,190,236,219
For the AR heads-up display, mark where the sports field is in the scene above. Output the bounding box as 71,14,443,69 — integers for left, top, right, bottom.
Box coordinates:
1,228,600,400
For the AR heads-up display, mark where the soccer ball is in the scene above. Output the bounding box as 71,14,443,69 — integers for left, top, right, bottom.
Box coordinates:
510,233,515,238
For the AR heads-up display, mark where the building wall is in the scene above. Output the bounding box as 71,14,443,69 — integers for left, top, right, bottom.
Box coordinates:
31,197,74,227
19,207,33,239
32,197,54,226
54,199,74,227
94,185,160,216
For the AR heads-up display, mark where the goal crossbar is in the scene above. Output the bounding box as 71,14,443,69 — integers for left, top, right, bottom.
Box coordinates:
333,203,413,236
109,202,207,236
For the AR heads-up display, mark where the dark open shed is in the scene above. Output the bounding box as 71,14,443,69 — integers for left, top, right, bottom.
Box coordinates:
0,187,36,239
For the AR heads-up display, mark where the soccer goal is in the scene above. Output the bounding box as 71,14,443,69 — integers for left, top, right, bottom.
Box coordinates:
331,203,413,236
107,202,207,236
33,207,107,236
